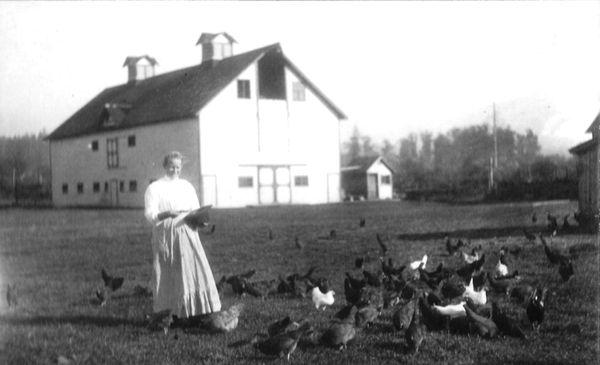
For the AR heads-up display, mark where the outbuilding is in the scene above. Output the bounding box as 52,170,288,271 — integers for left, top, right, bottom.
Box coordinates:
569,111,599,232
341,156,394,200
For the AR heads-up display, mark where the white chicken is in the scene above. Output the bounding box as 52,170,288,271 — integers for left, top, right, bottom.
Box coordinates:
311,286,335,310
432,301,467,318
495,256,508,277
462,278,487,305
462,250,480,264
409,254,428,270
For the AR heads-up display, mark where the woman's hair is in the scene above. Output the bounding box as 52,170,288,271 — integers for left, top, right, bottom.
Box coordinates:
163,151,183,168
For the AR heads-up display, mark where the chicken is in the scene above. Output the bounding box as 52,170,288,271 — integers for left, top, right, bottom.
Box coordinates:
253,322,313,361
6,283,17,308
311,286,335,310
456,254,486,282
199,303,244,332
268,228,274,240
183,205,212,229
486,273,511,295
393,298,416,331
432,301,467,318
510,284,535,304
527,287,547,331
495,253,509,278
445,236,463,256
362,269,383,287
146,309,173,335
376,233,388,257
462,278,487,305
547,212,559,234
267,316,300,337
321,306,358,350
532,212,537,224
359,217,366,228
463,302,498,338
355,305,379,328
355,257,365,269
95,288,106,306
491,301,525,338
409,254,428,270
344,272,366,304
441,275,466,299
523,228,536,242
101,268,124,292
558,258,574,282
405,298,425,353
562,214,572,232
540,234,569,264
462,249,480,264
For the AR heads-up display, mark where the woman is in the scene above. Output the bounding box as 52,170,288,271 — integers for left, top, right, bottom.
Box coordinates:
144,151,221,318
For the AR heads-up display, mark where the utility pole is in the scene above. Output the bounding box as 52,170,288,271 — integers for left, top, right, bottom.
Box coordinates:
493,102,498,169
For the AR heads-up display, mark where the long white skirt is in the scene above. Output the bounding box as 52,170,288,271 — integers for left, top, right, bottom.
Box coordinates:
151,215,221,317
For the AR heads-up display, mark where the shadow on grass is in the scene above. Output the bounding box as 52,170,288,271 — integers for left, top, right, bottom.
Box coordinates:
395,226,586,242
0,314,146,328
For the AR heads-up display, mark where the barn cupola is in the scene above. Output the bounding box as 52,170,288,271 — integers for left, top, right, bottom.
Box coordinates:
123,55,158,84
196,32,237,64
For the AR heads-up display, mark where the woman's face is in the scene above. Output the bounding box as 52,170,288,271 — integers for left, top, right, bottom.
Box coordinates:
165,158,182,179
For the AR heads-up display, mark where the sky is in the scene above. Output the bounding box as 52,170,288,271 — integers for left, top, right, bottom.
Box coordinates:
1,1,599,155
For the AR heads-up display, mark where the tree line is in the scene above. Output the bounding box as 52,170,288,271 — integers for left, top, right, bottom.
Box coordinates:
342,124,577,200
0,131,50,200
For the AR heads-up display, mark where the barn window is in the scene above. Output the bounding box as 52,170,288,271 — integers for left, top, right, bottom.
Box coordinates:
91,140,99,151
93,182,100,193
292,82,305,101
107,138,119,168
294,176,309,186
62,183,68,194
237,80,251,99
381,175,391,185
104,182,109,192
77,182,84,194
238,176,254,188
129,180,137,192
119,181,124,193
128,135,136,147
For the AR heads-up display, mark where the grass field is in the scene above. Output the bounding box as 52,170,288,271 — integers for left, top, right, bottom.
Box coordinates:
0,200,598,364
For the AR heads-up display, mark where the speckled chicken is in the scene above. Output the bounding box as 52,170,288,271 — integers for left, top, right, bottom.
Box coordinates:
146,309,173,335
199,303,244,332
463,301,498,339
321,305,358,350
405,297,425,353
393,298,416,331
527,287,547,331
253,322,313,361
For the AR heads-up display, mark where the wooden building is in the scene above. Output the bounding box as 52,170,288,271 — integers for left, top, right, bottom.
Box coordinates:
569,112,599,232
341,156,394,200
46,33,346,208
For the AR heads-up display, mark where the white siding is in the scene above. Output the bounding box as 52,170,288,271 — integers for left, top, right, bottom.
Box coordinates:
198,63,342,207
50,119,200,207
367,160,394,199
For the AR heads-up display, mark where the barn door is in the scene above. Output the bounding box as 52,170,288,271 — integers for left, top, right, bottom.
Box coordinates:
258,166,291,204
258,167,275,204
109,179,119,206
367,174,379,200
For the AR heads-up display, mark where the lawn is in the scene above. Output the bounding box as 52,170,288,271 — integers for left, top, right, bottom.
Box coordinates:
0,200,598,364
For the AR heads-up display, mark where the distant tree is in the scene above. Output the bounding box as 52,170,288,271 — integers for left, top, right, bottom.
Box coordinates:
361,135,378,157
342,126,362,166
419,132,433,170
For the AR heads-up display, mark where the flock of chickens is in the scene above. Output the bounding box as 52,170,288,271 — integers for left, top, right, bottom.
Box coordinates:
142,210,579,361
5,210,580,361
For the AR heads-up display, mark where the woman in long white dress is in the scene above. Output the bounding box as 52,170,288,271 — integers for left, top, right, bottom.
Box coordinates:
144,151,221,317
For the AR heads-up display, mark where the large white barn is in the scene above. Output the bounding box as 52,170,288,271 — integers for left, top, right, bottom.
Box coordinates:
47,33,346,208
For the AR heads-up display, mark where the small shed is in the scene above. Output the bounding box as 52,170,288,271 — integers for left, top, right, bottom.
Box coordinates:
341,156,394,200
569,112,599,232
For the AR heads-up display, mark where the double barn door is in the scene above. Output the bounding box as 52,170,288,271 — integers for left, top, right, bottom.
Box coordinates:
258,166,291,204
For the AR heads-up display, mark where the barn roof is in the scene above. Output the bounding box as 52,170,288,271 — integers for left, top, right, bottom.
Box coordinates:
587,110,600,133
341,156,395,174
569,138,597,155
47,43,346,141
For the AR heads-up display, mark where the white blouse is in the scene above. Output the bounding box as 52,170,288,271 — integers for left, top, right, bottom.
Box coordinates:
144,176,200,224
